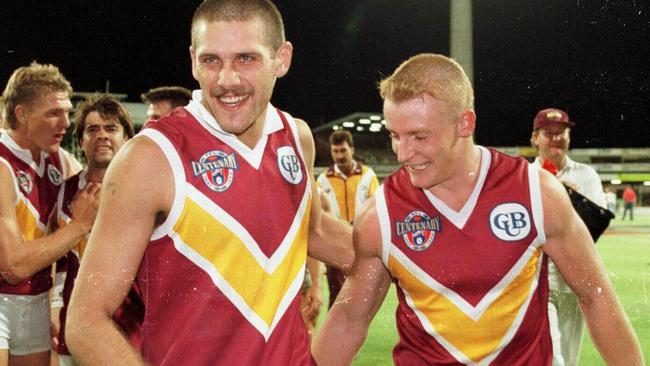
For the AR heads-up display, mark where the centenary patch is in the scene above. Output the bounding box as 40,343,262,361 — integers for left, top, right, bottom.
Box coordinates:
47,164,62,186
17,170,33,194
276,146,303,185
396,210,441,251
192,150,239,192
489,202,531,241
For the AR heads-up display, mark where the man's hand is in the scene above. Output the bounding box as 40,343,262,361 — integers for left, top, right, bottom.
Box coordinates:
70,182,101,230
302,285,323,323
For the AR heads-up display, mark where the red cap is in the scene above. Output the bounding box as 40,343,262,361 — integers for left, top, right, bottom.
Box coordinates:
533,108,575,130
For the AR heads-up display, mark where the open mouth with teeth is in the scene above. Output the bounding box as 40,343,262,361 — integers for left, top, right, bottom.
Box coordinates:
406,162,430,172
219,94,249,108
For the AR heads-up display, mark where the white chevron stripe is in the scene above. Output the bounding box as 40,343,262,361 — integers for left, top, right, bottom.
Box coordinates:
170,232,304,340
184,183,309,273
422,146,491,229
391,237,542,321
401,250,544,365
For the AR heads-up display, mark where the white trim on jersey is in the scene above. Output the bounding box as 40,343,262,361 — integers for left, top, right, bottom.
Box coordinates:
375,185,392,267
423,146,491,229
0,133,48,177
185,91,284,170
528,164,546,244
0,156,19,205
138,129,187,241
184,183,310,273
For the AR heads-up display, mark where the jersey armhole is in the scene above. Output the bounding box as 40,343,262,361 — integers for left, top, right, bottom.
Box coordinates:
0,156,19,206
138,129,186,241
374,185,392,267
528,164,546,246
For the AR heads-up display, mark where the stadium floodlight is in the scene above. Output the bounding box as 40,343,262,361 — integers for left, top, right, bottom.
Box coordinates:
644,181,650,186
370,115,382,121
359,118,371,125
369,123,382,132
342,121,355,128
332,125,340,131
356,126,364,131
381,119,387,125
611,179,622,185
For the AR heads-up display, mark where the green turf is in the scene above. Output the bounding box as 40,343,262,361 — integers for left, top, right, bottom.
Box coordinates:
316,210,650,365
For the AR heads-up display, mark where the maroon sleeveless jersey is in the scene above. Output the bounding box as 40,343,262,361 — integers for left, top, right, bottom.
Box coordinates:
135,100,313,365
377,147,551,365
0,133,65,295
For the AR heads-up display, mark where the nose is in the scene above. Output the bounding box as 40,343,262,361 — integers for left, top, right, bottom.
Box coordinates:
217,62,241,89
60,113,70,129
395,139,413,163
96,127,109,139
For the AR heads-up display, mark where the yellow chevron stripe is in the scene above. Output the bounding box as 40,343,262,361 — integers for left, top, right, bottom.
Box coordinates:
389,248,542,363
16,200,44,240
174,197,309,327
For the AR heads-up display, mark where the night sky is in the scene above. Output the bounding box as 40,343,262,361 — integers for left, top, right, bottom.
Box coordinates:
2,0,649,147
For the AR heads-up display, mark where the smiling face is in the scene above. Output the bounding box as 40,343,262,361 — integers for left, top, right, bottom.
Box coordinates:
531,124,571,167
190,17,292,147
15,90,72,157
384,94,464,190
80,111,128,169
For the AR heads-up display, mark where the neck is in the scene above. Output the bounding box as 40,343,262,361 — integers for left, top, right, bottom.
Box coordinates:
8,129,42,165
84,167,106,184
542,154,566,171
427,144,482,210
338,161,355,175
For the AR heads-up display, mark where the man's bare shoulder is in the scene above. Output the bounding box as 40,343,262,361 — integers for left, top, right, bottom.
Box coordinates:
353,196,383,258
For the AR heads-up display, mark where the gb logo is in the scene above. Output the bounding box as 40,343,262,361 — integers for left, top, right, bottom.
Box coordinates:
489,203,531,242
277,146,303,185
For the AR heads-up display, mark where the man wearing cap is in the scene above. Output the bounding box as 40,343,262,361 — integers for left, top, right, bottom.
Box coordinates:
531,108,606,366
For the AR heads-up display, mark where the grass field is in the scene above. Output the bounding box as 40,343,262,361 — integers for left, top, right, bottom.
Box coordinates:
317,208,650,365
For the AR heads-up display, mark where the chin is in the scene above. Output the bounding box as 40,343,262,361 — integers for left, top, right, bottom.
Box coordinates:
43,144,61,154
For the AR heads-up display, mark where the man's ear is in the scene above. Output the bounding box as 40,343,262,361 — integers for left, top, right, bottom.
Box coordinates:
457,110,476,138
190,46,199,81
14,105,26,125
274,41,293,78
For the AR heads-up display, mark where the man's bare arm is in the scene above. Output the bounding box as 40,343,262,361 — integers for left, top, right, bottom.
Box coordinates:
67,137,173,365
313,197,391,365
303,256,324,321
540,171,644,365
294,118,354,269
0,164,99,284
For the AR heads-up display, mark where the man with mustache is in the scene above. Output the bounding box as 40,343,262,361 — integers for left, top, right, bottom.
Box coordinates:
530,108,606,366
0,62,99,366
317,130,378,308
66,1,353,365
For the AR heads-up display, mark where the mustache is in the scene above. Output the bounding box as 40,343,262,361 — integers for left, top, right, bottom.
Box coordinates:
210,86,252,97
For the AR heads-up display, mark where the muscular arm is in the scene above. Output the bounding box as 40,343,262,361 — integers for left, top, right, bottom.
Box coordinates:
295,118,354,270
540,171,644,365
313,197,392,365
66,137,173,365
0,164,99,284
